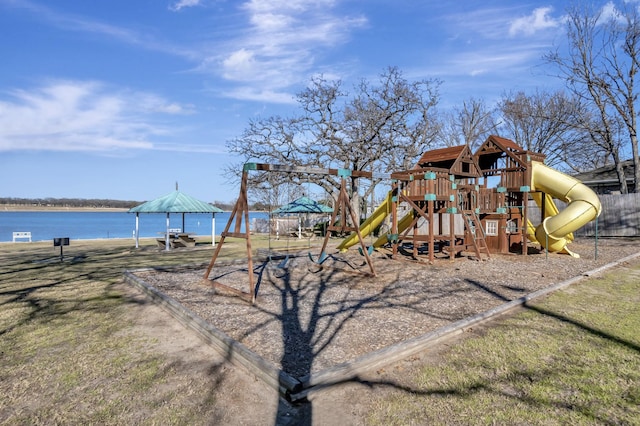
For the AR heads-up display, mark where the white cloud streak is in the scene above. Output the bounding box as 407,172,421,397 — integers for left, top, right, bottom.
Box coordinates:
0,80,193,153
3,0,366,104
2,0,198,59
208,0,367,103
429,5,566,77
169,0,202,12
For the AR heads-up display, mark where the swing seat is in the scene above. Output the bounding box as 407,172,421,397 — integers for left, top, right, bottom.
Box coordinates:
308,251,328,264
358,245,375,256
278,254,290,268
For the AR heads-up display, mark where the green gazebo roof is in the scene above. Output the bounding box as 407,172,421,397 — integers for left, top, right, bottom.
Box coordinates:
128,190,223,214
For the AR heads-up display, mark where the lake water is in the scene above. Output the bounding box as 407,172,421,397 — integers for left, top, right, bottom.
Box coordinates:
0,211,268,242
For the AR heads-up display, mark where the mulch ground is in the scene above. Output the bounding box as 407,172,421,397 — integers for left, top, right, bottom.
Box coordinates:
133,238,640,379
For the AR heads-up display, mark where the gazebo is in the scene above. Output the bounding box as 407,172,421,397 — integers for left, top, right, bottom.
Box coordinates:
272,196,332,239
128,189,223,250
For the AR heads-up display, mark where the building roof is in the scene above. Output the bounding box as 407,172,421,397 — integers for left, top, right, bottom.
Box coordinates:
572,160,636,183
128,190,223,214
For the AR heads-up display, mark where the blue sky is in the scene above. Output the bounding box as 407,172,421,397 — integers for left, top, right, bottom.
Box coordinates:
0,0,612,203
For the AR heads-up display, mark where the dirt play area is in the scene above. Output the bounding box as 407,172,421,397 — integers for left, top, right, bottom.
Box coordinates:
126,238,640,404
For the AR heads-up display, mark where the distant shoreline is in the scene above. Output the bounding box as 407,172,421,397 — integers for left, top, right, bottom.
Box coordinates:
1,205,129,212
0,205,255,213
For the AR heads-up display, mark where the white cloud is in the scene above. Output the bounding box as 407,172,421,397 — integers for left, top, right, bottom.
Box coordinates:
136,94,196,115
4,0,197,59
428,44,545,82
241,0,336,14
0,80,192,152
221,87,296,104
169,0,202,12
509,7,560,37
209,0,367,103
222,48,257,80
598,1,624,24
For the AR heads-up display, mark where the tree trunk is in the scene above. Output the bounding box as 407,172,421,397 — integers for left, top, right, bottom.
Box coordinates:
613,150,629,194
631,133,640,192
349,176,361,227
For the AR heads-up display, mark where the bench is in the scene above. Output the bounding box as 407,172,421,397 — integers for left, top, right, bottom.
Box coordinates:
13,232,32,242
157,231,196,249
156,228,182,248
171,233,196,248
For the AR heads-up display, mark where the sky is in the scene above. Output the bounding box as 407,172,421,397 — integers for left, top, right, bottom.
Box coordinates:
0,0,619,203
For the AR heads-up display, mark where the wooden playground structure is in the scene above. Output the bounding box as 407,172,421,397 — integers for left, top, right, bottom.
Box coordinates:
384,135,545,261
203,135,601,303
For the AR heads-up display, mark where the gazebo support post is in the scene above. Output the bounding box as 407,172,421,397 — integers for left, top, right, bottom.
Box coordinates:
135,213,140,249
211,214,216,246
165,213,170,251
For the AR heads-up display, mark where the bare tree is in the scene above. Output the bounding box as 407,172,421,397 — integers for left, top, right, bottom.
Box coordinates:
545,3,640,192
437,98,497,150
437,110,462,148
457,98,498,150
337,67,441,214
569,105,627,174
226,67,442,217
225,115,308,206
497,90,583,169
601,4,640,191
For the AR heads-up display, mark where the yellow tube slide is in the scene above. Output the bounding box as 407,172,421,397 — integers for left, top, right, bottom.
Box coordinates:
337,191,393,252
530,162,601,257
526,192,574,244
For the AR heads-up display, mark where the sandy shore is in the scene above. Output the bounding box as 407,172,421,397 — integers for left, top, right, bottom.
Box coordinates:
1,205,129,212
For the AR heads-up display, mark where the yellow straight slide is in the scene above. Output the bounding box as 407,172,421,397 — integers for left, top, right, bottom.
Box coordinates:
530,161,601,257
337,191,393,252
371,211,414,248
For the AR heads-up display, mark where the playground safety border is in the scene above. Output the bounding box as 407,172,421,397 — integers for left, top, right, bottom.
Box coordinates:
123,251,640,402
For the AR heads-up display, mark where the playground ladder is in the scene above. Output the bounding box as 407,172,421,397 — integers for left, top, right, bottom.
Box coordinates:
461,210,491,261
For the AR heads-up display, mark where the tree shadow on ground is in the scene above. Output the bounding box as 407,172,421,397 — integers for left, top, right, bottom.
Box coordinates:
229,254,510,425
284,296,639,425
266,265,640,425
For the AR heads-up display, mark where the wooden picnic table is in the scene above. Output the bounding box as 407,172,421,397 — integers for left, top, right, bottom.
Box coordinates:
156,232,196,249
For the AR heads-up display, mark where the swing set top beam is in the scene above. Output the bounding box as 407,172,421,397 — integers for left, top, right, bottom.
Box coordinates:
243,162,390,180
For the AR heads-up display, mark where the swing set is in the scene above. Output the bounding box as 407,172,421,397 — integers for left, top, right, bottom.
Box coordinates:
202,162,388,303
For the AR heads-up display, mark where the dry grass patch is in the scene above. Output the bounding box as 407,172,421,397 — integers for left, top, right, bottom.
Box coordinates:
366,262,640,425
0,237,281,424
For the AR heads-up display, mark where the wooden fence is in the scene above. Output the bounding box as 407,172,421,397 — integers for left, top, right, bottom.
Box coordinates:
528,193,640,238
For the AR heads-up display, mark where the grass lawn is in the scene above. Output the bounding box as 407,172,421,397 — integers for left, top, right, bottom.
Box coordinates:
1,237,639,425
0,238,257,424
367,261,640,425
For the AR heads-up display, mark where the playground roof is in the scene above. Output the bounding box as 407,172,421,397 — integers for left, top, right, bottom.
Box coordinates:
475,135,529,171
415,144,481,177
485,135,522,152
272,196,333,214
416,145,466,166
128,190,223,214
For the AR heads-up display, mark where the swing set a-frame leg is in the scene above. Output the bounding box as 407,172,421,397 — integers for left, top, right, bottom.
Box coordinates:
203,170,257,304
309,177,376,276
